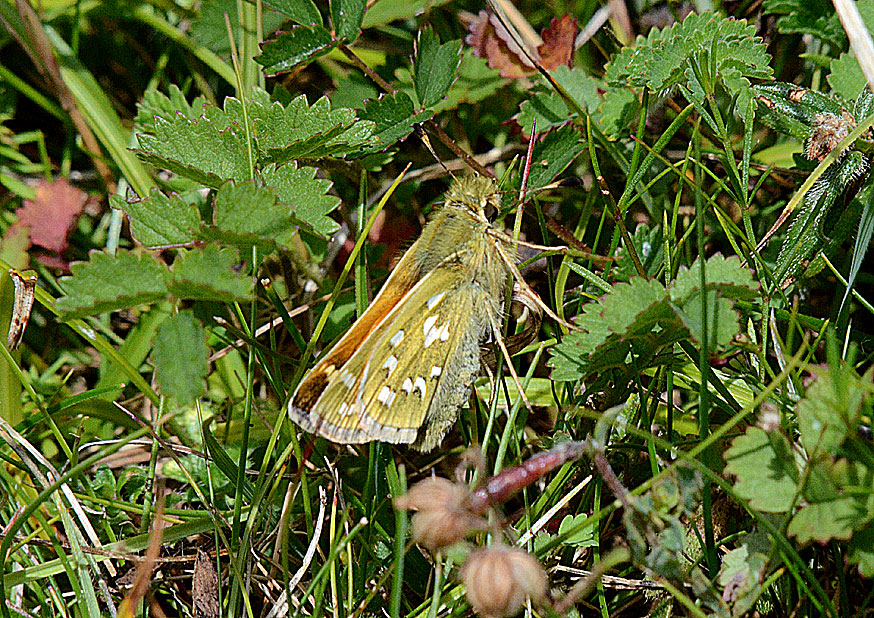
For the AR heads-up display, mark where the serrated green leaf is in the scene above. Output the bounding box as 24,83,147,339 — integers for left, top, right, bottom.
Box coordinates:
603,12,771,102
828,52,867,102
135,85,208,134
202,181,289,253
674,293,738,349
191,0,289,56
763,0,846,48
788,493,870,544
56,251,170,318
135,114,251,187
169,245,252,301
797,365,865,456
262,163,341,239
153,311,208,406
598,87,639,139
256,24,335,75
601,278,669,335
331,0,365,42
356,92,433,152
724,426,800,512
396,51,506,115
525,124,584,190
671,254,759,302
413,27,462,108
265,0,322,25
112,190,201,248
253,95,376,163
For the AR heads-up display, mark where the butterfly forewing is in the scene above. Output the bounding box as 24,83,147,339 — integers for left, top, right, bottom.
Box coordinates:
357,269,486,446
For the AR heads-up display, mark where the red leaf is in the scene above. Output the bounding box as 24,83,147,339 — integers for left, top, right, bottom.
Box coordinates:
16,178,91,253
537,16,578,71
465,10,536,79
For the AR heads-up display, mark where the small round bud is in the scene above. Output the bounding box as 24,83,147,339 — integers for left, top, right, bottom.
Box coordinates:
461,546,548,618
393,478,486,551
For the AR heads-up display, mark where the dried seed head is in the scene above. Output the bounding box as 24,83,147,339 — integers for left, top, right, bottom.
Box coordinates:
393,478,486,551
461,546,548,618
806,110,856,161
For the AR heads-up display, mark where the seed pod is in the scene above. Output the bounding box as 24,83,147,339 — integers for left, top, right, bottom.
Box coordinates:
461,545,548,618
393,477,486,551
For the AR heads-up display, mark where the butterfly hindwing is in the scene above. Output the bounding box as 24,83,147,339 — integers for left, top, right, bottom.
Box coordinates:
356,269,487,445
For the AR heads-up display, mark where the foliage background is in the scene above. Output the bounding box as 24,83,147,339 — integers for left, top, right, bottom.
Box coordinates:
1,0,874,616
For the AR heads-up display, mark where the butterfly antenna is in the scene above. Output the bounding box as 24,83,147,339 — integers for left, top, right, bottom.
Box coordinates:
415,124,458,181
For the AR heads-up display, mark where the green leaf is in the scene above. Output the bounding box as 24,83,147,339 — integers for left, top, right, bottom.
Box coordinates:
201,181,289,253
361,0,453,28
356,92,433,152
256,24,335,75
135,114,251,187
135,85,208,134
56,251,170,319
848,522,874,576
828,52,867,102
169,245,252,301
558,513,597,547
331,0,365,42
265,0,322,25
788,492,870,544
262,163,341,239
549,255,755,387
191,0,289,56
724,426,800,512
598,87,639,139
252,95,377,163
671,254,759,302
518,66,602,134
413,27,462,109
603,13,771,100
762,0,846,48
796,365,865,456
153,311,208,406
525,124,585,190
111,190,201,248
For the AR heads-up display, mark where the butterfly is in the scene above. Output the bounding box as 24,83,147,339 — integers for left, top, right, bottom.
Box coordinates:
287,175,521,451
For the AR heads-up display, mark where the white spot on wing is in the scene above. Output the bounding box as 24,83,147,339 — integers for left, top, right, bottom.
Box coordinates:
423,315,439,337
426,291,446,309
338,402,350,417
413,376,427,397
430,365,442,379
382,355,398,376
377,386,394,406
340,369,356,388
439,323,450,342
402,377,413,394
389,330,405,347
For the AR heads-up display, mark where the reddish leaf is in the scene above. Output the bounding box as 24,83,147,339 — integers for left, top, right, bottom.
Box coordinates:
16,178,92,253
538,16,578,71
465,10,535,79
465,11,577,79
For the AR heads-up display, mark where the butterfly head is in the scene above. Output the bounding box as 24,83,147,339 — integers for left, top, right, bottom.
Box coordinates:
443,175,502,221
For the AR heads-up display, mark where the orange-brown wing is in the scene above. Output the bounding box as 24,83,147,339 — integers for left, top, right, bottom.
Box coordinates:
288,241,423,441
